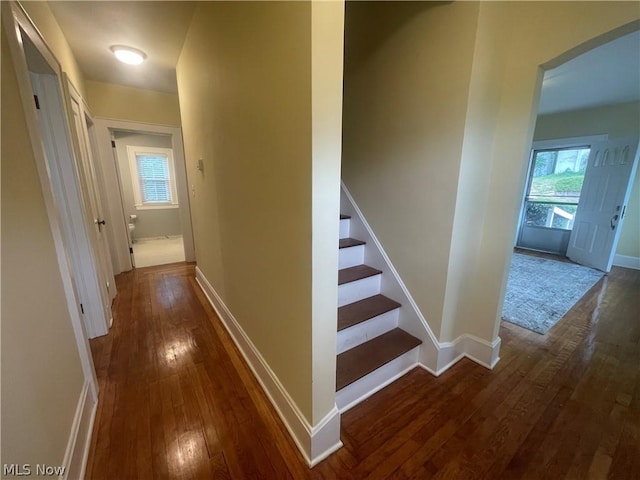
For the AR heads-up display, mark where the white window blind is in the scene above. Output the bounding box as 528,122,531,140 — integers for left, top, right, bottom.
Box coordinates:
136,154,172,203
127,145,178,210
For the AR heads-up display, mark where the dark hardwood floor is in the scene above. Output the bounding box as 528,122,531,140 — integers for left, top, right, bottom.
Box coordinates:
86,261,640,479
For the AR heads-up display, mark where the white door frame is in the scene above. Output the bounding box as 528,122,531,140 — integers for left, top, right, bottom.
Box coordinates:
83,100,119,303
2,1,98,393
94,118,195,274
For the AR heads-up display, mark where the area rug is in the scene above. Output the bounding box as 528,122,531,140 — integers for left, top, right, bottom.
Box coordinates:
501,253,605,334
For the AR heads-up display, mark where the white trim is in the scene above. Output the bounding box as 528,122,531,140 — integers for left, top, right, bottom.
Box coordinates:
61,381,97,480
532,134,608,150
341,183,501,376
194,267,342,466
613,254,640,270
133,204,180,211
463,334,501,369
434,334,501,375
309,407,342,467
93,118,195,273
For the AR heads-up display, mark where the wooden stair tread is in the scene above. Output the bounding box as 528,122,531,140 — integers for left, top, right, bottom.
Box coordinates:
339,237,366,249
336,328,421,390
340,214,351,219
338,294,401,331
338,265,382,285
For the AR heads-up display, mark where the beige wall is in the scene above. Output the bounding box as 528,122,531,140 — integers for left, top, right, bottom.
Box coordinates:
1,27,85,469
20,0,86,97
534,101,640,259
342,1,481,341
85,81,182,126
342,1,639,344
177,1,314,420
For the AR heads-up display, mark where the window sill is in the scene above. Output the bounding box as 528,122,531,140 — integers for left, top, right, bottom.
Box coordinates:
135,204,179,211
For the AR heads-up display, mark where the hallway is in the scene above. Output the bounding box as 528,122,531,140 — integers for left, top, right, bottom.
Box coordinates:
87,263,640,478
86,263,310,478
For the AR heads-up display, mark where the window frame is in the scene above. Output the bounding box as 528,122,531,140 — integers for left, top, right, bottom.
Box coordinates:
126,145,179,210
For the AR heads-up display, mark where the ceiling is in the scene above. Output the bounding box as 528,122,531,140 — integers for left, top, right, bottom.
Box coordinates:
49,1,195,93
538,30,640,115
49,2,638,108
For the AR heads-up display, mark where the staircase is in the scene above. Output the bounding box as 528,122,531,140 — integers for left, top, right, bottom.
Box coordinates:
335,214,422,411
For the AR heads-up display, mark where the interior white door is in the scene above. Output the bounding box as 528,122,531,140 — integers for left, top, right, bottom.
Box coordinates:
84,113,118,302
567,137,639,272
68,91,116,323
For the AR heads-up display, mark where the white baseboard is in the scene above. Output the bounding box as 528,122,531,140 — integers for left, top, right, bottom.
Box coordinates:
463,334,501,369
435,334,501,375
195,267,342,467
61,380,97,480
613,254,640,270
341,183,501,378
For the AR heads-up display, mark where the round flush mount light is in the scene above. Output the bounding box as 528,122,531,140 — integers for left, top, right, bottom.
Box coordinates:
110,45,146,65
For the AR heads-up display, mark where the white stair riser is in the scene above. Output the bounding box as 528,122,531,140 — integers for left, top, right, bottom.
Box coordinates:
339,218,350,239
337,309,399,354
335,347,419,412
338,245,365,269
338,275,381,307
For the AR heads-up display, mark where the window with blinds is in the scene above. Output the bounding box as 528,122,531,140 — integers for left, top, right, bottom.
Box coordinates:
136,154,172,203
127,145,178,209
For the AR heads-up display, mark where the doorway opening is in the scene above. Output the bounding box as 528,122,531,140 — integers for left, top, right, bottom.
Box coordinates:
504,29,640,335
112,130,186,267
93,119,195,275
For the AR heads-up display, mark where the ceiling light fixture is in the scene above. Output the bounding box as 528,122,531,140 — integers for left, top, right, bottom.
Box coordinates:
110,45,146,65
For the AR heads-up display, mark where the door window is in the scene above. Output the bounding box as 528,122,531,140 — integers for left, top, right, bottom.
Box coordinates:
523,147,590,230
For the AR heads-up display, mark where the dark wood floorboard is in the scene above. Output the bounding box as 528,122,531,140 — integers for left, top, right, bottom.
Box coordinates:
86,261,640,479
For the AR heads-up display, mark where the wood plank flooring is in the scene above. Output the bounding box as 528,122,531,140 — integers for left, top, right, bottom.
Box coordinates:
86,261,640,479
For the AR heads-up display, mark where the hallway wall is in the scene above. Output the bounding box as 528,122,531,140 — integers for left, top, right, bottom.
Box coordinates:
86,80,182,126
1,26,85,469
177,1,315,421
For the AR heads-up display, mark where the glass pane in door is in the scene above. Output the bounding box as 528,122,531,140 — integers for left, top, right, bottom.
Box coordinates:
524,147,590,230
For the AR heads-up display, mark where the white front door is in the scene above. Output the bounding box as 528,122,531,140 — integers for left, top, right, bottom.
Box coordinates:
567,137,639,272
